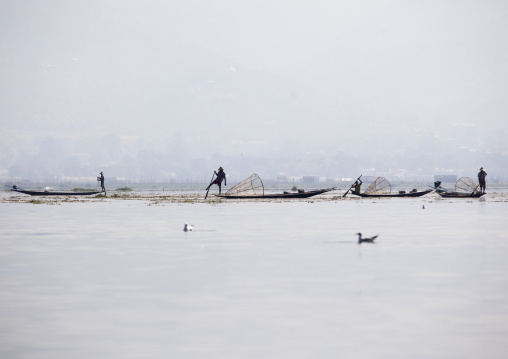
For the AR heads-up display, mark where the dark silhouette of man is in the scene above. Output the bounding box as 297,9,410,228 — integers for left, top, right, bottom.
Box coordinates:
352,178,363,193
98,172,106,193
478,167,487,193
206,167,227,194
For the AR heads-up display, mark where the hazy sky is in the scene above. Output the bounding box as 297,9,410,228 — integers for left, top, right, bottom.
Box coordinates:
1,0,507,179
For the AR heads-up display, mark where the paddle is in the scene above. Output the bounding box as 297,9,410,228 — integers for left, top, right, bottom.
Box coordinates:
343,174,362,197
470,184,480,197
204,172,216,199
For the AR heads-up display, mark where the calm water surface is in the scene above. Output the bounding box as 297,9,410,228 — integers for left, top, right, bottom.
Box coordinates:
1,193,508,358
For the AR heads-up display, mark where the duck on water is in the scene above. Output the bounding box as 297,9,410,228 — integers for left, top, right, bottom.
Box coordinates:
357,233,378,244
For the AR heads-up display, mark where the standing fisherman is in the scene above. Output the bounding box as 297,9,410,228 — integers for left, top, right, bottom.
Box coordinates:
206,167,227,194
97,171,106,194
478,167,487,193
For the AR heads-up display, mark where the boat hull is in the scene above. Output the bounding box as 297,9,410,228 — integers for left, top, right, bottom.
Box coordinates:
216,188,336,199
12,189,101,196
351,189,432,198
436,190,486,198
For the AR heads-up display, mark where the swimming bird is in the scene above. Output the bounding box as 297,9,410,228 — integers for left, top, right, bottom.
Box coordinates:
183,224,193,232
357,232,378,244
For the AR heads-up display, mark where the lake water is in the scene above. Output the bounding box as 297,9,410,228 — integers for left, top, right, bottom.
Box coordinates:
1,191,508,358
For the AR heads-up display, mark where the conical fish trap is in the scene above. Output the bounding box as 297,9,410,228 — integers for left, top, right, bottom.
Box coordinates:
455,177,480,195
225,173,264,197
364,177,391,195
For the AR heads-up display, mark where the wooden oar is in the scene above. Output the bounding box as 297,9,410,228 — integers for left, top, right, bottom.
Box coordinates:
343,174,362,197
204,173,216,199
470,184,481,197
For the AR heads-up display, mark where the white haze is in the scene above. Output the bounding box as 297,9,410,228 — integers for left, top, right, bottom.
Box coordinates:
1,0,507,182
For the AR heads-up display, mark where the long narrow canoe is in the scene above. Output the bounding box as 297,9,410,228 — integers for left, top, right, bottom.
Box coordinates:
11,189,101,196
216,187,336,199
435,189,486,198
351,189,432,198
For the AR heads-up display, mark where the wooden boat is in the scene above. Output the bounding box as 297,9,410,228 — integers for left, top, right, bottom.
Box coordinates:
11,187,101,196
351,189,432,198
435,189,486,198
434,177,486,198
216,187,336,199
349,177,431,198
213,173,336,199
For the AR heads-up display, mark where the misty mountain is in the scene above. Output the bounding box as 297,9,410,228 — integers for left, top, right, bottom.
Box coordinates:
1,1,507,182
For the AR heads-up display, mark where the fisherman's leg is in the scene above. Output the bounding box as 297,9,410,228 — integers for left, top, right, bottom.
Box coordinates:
207,179,218,191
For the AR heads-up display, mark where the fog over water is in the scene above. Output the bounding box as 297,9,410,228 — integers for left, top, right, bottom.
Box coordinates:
1,1,507,181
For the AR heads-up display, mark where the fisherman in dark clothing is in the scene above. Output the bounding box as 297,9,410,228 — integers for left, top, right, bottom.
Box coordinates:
478,167,487,193
97,171,106,193
352,178,362,193
206,167,227,194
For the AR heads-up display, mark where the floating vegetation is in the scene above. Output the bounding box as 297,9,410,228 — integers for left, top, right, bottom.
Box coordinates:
2,189,507,205
116,187,133,192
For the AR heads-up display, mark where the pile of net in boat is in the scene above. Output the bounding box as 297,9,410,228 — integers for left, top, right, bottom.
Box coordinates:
455,177,481,195
224,173,264,197
363,177,391,195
